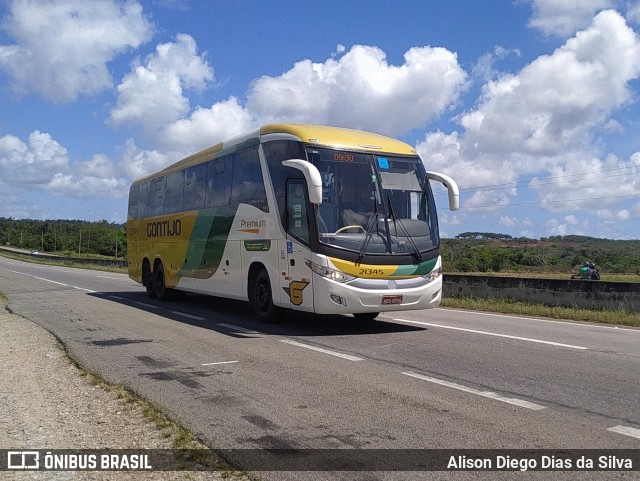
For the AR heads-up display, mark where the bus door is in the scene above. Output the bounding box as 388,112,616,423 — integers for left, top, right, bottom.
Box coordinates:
280,179,314,311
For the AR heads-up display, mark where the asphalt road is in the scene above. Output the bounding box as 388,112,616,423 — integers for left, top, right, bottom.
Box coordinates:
1,255,639,480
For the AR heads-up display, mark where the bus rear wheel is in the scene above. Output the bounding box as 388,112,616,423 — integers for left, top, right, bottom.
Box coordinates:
143,262,156,298
252,269,280,323
154,263,174,301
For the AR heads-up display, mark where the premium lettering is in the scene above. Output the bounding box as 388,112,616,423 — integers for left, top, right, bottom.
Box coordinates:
240,219,266,229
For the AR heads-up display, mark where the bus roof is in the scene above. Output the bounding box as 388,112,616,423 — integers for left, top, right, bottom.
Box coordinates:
260,124,417,156
132,124,417,185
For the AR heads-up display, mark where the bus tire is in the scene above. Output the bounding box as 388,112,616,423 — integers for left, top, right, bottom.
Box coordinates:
353,312,379,321
154,263,173,301
143,261,156,298
251,269,280,323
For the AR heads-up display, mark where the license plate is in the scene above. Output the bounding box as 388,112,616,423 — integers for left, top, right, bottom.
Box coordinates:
382,295,403,305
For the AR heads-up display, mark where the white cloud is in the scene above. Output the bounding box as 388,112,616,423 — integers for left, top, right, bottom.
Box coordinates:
0,131,128,200
564,214,579,225
246,44,467,137
417,10,640,214
499,216,518,226
146,43,466,153
158,97,257,152
0,0,153,103
110,33,213,130
472,46,521,82
527,0,615,36
118,139,181,180
0,131,69,186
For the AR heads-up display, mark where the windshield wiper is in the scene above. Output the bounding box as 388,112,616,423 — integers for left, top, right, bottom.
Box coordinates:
355,199,381,264
386,192,423,263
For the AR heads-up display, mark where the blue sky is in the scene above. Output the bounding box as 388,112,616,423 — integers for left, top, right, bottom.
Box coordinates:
1,0,639,239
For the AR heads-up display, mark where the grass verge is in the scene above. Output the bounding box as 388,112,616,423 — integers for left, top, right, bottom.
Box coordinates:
73,362,254,479
441,296,640,327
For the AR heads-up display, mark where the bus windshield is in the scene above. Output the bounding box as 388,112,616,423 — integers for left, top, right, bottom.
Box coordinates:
308,147,439,257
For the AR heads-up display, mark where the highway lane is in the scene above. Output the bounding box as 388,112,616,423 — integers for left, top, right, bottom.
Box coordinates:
0,256,639,480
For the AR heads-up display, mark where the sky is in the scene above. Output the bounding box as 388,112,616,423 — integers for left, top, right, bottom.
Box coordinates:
1,0,639,240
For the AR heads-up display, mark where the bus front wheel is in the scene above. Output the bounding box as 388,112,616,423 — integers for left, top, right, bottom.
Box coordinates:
252,269,280,323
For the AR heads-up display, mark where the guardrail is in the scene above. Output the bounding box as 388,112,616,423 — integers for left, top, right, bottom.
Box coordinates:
443,274,640,313
0,246,127,268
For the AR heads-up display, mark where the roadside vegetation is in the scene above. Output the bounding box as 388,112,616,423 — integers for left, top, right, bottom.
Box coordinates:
442,233,640,278
0,217,126,258
441,297,640,327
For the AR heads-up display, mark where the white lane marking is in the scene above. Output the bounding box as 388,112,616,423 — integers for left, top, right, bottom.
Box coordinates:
134,301,159,309
608,425,640,440
97,275,125,280
217,323,263,335
109,295,126,300
393,318,587,350
280,339,363,361
402,371,546,411
171,311,206,321
437,308,640,333
201,360,239,366
2,268,95,293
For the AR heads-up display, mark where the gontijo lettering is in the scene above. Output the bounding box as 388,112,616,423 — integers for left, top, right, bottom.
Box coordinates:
146,219,181,238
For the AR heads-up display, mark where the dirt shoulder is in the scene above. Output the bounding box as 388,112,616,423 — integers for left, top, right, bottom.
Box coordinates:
0,302,226,480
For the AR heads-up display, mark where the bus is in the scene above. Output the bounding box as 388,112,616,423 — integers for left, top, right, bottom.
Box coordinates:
127,124,459,322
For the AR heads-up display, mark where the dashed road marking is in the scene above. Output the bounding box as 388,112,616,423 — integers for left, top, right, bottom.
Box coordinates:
608,425,640,440
393,318,587,350
171,311,206,321
134,301,159,309
280,339,363,361
202,360,239,366
217,323,263,335
402,371,546,410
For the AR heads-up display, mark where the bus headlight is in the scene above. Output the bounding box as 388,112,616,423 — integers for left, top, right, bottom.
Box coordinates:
424,266,442,282
306,261,355,283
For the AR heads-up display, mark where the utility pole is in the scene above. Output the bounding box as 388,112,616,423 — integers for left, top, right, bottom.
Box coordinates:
79,231,81,256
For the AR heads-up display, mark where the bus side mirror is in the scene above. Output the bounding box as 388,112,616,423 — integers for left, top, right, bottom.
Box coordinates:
427,171,460,211
282,159,323,205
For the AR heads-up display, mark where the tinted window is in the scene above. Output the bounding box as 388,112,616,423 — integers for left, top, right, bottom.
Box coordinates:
183,163,207,211
206,157,231,206
286,179,309,245
149,177,166,217
164,170,184,214
137,181,151,218
230,146,268,211
263,140,305,227
263,140,306,199
128,184,139,219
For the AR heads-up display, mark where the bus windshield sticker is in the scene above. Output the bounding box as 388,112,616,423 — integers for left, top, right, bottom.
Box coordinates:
377,157,389,169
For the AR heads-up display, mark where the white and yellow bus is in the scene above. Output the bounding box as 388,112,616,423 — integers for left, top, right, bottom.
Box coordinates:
127,124,459,322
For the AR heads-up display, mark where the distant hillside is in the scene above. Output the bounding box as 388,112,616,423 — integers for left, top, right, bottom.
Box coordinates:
442,234,640,274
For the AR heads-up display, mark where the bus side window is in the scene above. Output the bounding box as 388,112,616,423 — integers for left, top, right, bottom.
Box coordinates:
137,181,151,218
286,179,309,245
149,177,166,217
230,146,268,211
184,163,207,211
164,170,184,214
206,157,231,206
128,184,140,219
